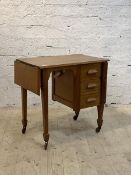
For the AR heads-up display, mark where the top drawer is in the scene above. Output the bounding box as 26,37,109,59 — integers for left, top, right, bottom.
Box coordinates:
81,63,101,80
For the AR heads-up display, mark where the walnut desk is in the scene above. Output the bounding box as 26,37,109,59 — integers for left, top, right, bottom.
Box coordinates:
14,54,109,150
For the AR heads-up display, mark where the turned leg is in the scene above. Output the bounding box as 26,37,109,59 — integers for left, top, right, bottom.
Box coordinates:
96,104,104,133
41,70,50,150
21,87,27,134
73,111,80,120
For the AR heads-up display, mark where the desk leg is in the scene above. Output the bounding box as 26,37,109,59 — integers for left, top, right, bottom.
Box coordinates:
73,111,80,120
73,67,80,121
96,62,108,133
41,70,50,150
21,87,27,134
96,104,104,133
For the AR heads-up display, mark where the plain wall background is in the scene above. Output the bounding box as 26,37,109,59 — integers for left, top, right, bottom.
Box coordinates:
0,0,131,107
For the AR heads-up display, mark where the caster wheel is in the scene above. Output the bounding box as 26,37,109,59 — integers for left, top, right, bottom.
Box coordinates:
22,127,26,134
44,142,48,150
73,115,78,120
96,127,101,133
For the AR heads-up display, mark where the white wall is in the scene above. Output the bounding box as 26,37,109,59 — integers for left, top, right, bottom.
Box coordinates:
0,0,131,107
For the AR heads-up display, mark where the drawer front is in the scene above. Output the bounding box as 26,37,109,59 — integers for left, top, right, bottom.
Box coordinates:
81,63,101,80
81,78,100,94
80,93,100,108
14,61,41,95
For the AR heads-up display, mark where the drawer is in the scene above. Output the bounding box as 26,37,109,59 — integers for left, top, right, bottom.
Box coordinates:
81,79,100,94
80,93,100,108
81,63,101,80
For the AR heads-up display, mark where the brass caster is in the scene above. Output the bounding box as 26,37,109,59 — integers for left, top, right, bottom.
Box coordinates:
22,127,26,134
96,127,101,133
44,142,48,150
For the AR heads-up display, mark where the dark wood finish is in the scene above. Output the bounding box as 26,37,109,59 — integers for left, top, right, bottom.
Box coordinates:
80,78,100,94
96,104,104,133
54,69,74,103
100,62,108,104
52,71,56,101
41,69,50,150
73,111,80,120
80,63,101,108
18,54,109,68
14,61,41,95
72,66,81,112
14,54,109,149
81,63,101,80
80,93,100,108
53,95,73,108
52,66,81,110
21,87,27,134
95,62,108,133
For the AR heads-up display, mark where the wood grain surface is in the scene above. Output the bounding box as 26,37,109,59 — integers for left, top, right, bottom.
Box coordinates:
17,54,109,68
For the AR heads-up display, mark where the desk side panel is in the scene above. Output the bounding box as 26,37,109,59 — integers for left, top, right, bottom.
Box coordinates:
52,70,74,108
14,61,41,95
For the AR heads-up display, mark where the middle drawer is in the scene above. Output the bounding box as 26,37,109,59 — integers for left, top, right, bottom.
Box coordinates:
80,78,100,94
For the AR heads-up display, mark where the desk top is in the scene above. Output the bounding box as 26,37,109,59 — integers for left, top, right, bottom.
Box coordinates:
17,54,109,68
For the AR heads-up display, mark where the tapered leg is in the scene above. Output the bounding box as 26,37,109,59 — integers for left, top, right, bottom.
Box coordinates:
73,110,80,120
21,87,27,134
96,62,108,133
41,70,50,150
96,104,104,133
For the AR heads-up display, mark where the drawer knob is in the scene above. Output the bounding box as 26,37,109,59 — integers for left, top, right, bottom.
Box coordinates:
54,70,65,79
87,98,96,102
87,83,97,88
88,69,97,74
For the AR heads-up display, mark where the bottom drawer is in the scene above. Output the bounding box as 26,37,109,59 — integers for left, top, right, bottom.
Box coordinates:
80,93,100,108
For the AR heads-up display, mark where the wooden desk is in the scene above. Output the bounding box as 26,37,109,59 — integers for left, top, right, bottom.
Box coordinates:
14,54,109,150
